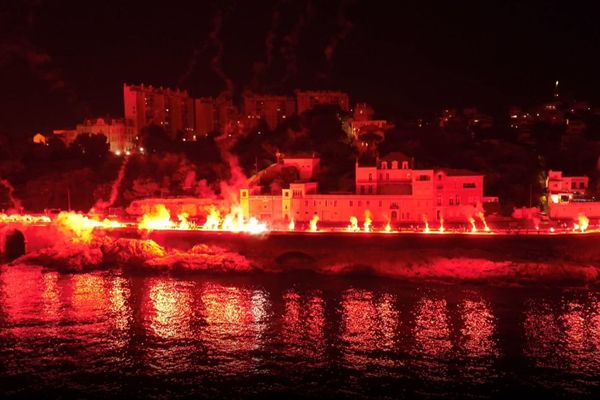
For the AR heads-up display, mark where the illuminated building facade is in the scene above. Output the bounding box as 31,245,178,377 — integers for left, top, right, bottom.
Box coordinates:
241,154,485,226
123,83,195,140
295,90,350,114
545,170,600,219
75,117,136,153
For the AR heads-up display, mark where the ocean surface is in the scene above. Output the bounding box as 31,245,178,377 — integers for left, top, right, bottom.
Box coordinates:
1,265,599,399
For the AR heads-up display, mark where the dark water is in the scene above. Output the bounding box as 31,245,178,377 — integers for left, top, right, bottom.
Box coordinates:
1,266,600,399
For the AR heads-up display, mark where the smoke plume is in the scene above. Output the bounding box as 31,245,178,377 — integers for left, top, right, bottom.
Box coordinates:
322,0,354,78
0,178,22,211
92,156,131,212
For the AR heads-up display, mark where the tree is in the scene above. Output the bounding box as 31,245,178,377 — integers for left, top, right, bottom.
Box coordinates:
70,133,110,166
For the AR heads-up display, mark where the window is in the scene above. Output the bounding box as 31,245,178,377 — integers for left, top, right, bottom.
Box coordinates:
417,175,431,181
350,201,353,206
360,186,365,194
571,182,577,189
368,186,373,194
580,182,585,189
368,173,372,181
379,201,382,207
449,198,454,206
305,201,308,206
358,201,362,207
437,196,442,206
391,161,398,169
402,161,409,169
438,174,443,180
463,183,476,189
455,195,460,205
382,162,388,169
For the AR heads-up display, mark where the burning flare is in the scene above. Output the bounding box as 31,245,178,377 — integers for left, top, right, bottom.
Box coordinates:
288,219,295,231
363,210,372,232
468,217,477,233
422,215,430,233
138,205,175,230
478,212,491,232
200,205,267,234
347,216,359,232
56,212,124,242
384,222,392,233
439,217,445,233
574,213,589,233
0,213,51,225
203,206,222,230
309,215,319,232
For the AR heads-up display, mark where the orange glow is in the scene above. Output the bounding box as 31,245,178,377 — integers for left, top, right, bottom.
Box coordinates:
288,218,295,231
56,211,124,242
139,203,267,234
138,204,175,230
309,214,319,232
0,213,51,225
439,217,445,233
176,212,193,230
363,210,372,232
203,206,221,230
384,222,392,233
347,216,359,232
573,213,589,233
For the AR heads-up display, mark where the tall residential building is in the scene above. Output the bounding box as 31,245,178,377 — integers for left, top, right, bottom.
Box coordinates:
123,83,195,140
242,92,296,130
194,97,217,135
295,90,350,114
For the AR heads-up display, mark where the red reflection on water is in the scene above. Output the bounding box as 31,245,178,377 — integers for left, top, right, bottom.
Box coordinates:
281,290,325,359
459,298,497,358
413,297,451,357
41,272,61,323
0,267,45,325
109,276,131,334
199,282,268,374
146,280,194,340
340,289,399,368
69,274,109,318
524,296,600,377
559,299,600,374
524,300,560,363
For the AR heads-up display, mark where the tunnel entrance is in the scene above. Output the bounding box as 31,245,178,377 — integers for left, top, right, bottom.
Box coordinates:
5,229,25,260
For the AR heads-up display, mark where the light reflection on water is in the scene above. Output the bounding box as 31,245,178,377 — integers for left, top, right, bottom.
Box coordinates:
1,265,600,398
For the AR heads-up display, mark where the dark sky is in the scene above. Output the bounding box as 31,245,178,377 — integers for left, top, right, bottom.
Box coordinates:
2,0,600,138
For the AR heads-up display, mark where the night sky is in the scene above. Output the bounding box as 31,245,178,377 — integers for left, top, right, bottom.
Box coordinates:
2,0,600,138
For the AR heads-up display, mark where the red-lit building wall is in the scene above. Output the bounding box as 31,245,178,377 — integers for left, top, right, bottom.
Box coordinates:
295,90,350,114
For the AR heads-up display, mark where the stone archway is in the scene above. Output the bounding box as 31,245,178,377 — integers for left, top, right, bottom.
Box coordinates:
5,229,25,260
